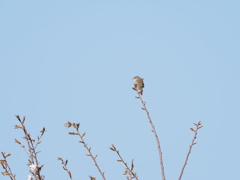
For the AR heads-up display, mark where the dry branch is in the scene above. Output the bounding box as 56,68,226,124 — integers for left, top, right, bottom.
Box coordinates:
110,144,138,179
65,121,106,180
58,157,72,180
178,121,203,180
134,91,166,180
15,115,45,180
0,152,16,180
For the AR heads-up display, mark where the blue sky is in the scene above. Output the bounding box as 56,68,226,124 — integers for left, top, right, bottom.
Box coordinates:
0,0,240,179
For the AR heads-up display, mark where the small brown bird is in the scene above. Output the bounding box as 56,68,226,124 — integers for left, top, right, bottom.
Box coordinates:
132,76,144,95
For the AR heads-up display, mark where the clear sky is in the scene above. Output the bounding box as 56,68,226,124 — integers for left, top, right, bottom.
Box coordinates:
0,0,240,180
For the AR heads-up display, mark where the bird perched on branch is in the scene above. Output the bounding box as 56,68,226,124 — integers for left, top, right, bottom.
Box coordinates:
132,76,144,95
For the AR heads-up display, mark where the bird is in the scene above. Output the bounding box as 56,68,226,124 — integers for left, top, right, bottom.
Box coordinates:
132,76,144,95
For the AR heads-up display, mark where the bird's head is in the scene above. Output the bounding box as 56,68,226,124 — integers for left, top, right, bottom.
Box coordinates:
133,76,140,80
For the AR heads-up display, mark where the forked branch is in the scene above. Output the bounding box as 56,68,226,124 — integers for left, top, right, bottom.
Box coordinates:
15,115,45,180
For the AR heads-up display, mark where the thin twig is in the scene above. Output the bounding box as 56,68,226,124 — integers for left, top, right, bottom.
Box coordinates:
135,92,166,180
15,115,45,180
178,121,203,180
58,157,72,180
0,152,16,180
110,144,138,179
14,138,30,157
34,127,46,150
65,121,106,180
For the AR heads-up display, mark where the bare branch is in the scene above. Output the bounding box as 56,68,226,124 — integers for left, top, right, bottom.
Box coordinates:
58,157,72,180
134,91,166,180
65,121,106,180
0,152,16,180
15,115,45,180
110,144,138,179
178,121,203,180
